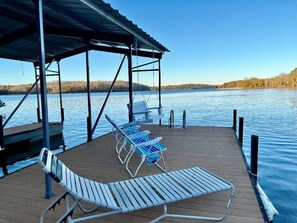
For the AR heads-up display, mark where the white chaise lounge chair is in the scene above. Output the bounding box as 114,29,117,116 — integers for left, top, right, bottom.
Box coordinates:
39,148,235,223
128,101,164,124
106,114,167,177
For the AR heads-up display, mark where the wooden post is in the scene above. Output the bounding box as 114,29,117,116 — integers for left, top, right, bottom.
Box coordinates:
169,110,174,128
233,109,237,130
183,110,187,128
0,115,8,175
250,135,259,181
238,117,244,145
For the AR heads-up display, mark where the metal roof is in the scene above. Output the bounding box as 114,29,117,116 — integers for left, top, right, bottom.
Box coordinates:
0,0,169,64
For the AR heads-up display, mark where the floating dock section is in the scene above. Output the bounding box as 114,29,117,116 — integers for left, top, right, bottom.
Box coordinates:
0,122,64,174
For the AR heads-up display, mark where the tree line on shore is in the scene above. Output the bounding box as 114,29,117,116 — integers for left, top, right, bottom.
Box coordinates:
0,81,215,95
0,80,150,95
220,68,297,89
1,67,296,95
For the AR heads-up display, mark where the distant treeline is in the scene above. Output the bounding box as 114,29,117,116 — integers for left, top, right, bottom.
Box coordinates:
0,80,150,94
221,68,297,89
152,83,217,90
0,81,216,94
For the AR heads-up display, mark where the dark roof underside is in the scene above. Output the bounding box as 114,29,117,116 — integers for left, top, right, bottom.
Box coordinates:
0,0,168,64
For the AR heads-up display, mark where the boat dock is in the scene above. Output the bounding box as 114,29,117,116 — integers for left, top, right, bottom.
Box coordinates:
0,125,264,222
0,122,64,175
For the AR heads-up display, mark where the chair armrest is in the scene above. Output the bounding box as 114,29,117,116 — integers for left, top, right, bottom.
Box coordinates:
129,130,151,140
122,125,141,134
147,106,163,110
137,137,162,147
119,121,136,128
133,111,150,115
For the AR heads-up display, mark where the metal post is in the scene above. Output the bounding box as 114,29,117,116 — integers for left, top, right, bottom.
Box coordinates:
0,115,8,175
169,110,174,128
92,55,126,134
250,135,259,181
183,110,187,128
85,42,92,142
0,116,4,148
35,0,52,198
57,61,64,122
238,117,244,145
128,45,133,122
233,109,237,130
34,66,41,122
158,59,162,125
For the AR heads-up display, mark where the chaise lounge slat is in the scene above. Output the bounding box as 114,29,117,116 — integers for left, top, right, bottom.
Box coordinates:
168,171,207,196
190,168,227,191
39,148,234,223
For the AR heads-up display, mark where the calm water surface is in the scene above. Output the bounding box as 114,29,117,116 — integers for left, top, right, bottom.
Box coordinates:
1,88,296,223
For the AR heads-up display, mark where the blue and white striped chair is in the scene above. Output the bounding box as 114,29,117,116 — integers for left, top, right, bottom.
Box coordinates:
106,114,167,177
39,147,235,223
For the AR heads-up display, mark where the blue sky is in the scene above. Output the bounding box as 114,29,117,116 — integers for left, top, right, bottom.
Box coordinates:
1,0,297,86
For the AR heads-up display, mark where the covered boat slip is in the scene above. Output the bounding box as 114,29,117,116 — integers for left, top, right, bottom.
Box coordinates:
0,125,264,222
0,0,168,198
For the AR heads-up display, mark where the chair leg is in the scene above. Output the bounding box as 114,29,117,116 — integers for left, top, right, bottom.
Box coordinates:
149,204,167,223
117,141,128,164
118,143,134,164
154,151,167,173
115,135,123,153
125,150,145,177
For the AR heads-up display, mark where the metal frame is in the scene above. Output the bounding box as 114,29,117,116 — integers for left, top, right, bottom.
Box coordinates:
150,190,234,223
35,0,52,199
41,189,234,223
130,58,162,125
91,55,127,135
128,45,133,122
85,42,92,142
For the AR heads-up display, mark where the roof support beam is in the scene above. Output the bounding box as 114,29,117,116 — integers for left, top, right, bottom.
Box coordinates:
0,26,36,45
36,44,162,66
91,45,163,59
0,6,35,25
44,27,134,45
43,1,135,44
80,0,166,53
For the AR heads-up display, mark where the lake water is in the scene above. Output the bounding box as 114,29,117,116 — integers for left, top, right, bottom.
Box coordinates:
1,88,296,223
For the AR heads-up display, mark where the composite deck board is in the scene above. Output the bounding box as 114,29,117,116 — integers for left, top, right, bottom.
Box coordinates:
0,125,264,222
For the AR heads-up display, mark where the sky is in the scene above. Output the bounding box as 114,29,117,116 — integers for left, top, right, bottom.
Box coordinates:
1,0,297,86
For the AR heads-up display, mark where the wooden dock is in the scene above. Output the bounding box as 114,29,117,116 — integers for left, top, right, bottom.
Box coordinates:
1,122,64,174
0,125,264,222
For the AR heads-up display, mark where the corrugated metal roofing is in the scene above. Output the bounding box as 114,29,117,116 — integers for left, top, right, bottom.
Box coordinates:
0,0,168,64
